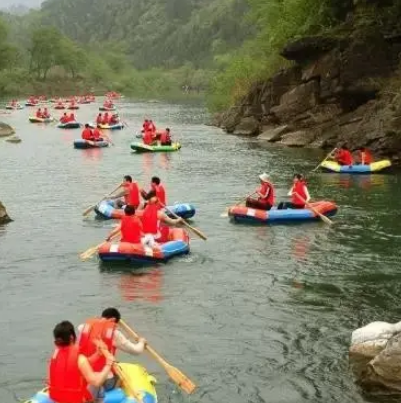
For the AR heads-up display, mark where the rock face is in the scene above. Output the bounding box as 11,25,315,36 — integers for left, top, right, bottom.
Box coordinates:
0,122,15,137
0,201,12,224
213,2,401,163
349,321,401,394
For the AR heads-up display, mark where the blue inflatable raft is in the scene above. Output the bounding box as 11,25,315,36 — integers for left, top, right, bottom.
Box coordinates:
57,122,81,129
94,200,196,220
321,159,391,174
73,139,109,149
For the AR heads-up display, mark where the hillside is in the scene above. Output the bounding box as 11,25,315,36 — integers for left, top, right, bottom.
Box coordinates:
39,0,251,69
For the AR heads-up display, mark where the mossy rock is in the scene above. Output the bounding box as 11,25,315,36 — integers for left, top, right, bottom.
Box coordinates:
0,122,15,137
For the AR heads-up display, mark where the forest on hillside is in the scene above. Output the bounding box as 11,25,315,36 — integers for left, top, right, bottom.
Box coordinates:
1,0,387,110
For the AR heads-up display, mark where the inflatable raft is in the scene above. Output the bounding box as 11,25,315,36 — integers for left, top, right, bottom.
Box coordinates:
99,106,116,112
74,139,109,149
229,201,337,225
130,142,181,153
320,160,391,174
29,116,54,123
54,104,65,110
6,105,23,110
67,105,80,110
95,200,196,220
57,122,81,129
25,102,38,107
27,363,157,403
98,227,190,264
99,122,124,130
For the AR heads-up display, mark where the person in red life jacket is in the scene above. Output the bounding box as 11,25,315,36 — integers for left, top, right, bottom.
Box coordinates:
137,190,182,247
77,308,146,395
143,130,154,146
109,114,119,125
335,145,353,166
148,120,156,133
356,147,374,165
109,175,141,209
106,205,144,244
102,112,110,125
43,107,50,119
36,108,43,118
141,176,166,208
143,119,150,132
92,127,104,142
82,124,94,141
69,113,76,122
160,128,172,146
60,113,68,123
277,174,311,210
96,113,103,126
48,320,115,403
245,173,275,211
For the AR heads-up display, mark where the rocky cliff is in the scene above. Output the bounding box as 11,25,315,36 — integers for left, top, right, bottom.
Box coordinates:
0,201,12,224
213,1,401,163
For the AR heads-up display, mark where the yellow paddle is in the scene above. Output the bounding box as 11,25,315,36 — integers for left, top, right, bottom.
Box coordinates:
162,203,207,241
311,148,337,172
82,184,121,217
293,192,333,225
220,191,257,218
119,320,196,394
79,231,120,261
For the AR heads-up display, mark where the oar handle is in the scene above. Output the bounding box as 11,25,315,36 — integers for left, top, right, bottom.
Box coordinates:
293,192,333,225
311,148,337,172
161,203,207,241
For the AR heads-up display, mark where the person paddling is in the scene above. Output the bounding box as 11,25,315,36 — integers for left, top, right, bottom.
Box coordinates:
48,321,115,403
82,124,93,141
277,174,310,210
68,113,76,122
106,205,144,244
356,147,374,165
141,176,167,208
77,307,146,398
60,113,68,123
96,113,103,126
36,108,43,118
335,145,353,166
245,173,275,211
160,128,172,146
108,175,140,209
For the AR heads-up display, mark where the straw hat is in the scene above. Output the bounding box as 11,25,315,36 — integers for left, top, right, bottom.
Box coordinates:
259,173,270,183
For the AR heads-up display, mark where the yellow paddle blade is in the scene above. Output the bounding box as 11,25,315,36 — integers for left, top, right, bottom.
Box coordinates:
164,362,196,394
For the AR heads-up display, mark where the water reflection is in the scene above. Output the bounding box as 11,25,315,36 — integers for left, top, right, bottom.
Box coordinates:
80,148,102,161
319,174,388,190
159,153,171,171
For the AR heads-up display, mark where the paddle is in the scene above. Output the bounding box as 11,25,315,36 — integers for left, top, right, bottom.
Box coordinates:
220,191,257,218
82,184,122,217
311,148,337,172
79,231,120,261
293,192,333,225
119,319,196,395
161,203,207,241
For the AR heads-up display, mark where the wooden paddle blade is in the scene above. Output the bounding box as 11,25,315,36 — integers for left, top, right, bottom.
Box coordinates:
186,224,207,240
164,363,197,394
82,205,95,216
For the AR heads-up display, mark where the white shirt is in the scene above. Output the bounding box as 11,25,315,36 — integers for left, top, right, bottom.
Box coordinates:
77,323,143,355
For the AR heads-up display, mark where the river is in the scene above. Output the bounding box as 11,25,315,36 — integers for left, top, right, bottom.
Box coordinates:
0,100,400,403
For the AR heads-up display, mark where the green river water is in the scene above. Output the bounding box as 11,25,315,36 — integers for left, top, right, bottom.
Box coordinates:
0,100,400,403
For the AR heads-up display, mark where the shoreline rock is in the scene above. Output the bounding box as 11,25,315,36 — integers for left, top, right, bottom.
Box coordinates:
0,201,12,224
213,2,401,163
0,122,15,138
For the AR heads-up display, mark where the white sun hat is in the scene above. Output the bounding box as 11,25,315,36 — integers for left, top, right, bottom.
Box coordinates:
259,173,270,183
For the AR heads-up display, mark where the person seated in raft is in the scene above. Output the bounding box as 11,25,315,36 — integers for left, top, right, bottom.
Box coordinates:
143,119,150,132
92,127,104,142
109,114,119,125
334,145,353,166
137,190,183,248
68,112,76,122
43,107,50,119
143,129,156,145
277,174,311,210
109,175,141,209
355,147,374,165
160,128,172,146
96,113,103,126
77,307,146,395
36,108,43,118
148,119,156,132
60,113,68,123
102,112,110,125
245,173,275,211
141,176,167,208
82,124,94,141
48,320,115,403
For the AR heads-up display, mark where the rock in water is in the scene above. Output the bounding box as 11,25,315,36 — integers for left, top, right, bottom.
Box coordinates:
0,122,15,137
0,201,12,224
6,136,21,143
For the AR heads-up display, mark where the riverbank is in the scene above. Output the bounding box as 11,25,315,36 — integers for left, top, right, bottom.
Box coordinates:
212,2,401,164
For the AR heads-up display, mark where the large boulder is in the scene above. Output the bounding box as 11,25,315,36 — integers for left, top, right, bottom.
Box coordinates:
0,122,15,137
232,117,260,136
0,201,12,224
258,125,290,142
280,130,316,147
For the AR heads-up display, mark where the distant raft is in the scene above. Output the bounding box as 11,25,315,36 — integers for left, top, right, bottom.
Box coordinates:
99,106,116,111
54,104,65,110
228,201,337,225
57,121,81,129
95,200,196,220
99,122,124,130
29,116,54,123
320,160,392,174
130,142,181,153
73,139,109,149
67,105,80,110
98,227,190,264
25,102,39,107
28,363,157,403
5,105,23,110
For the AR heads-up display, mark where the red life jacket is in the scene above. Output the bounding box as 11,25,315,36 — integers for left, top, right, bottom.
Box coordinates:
258,182,274,205
48,345,92,403
92,128,101,140
96,115,102,124
143,131,153,145
160,131,170,143
78,318,116,372
82,128,92,140
123,182,140,207
362,150,373,164
36,110,42,118
121,215,142,243
141,203,159,234
154,184,166,206
291,182,307,206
